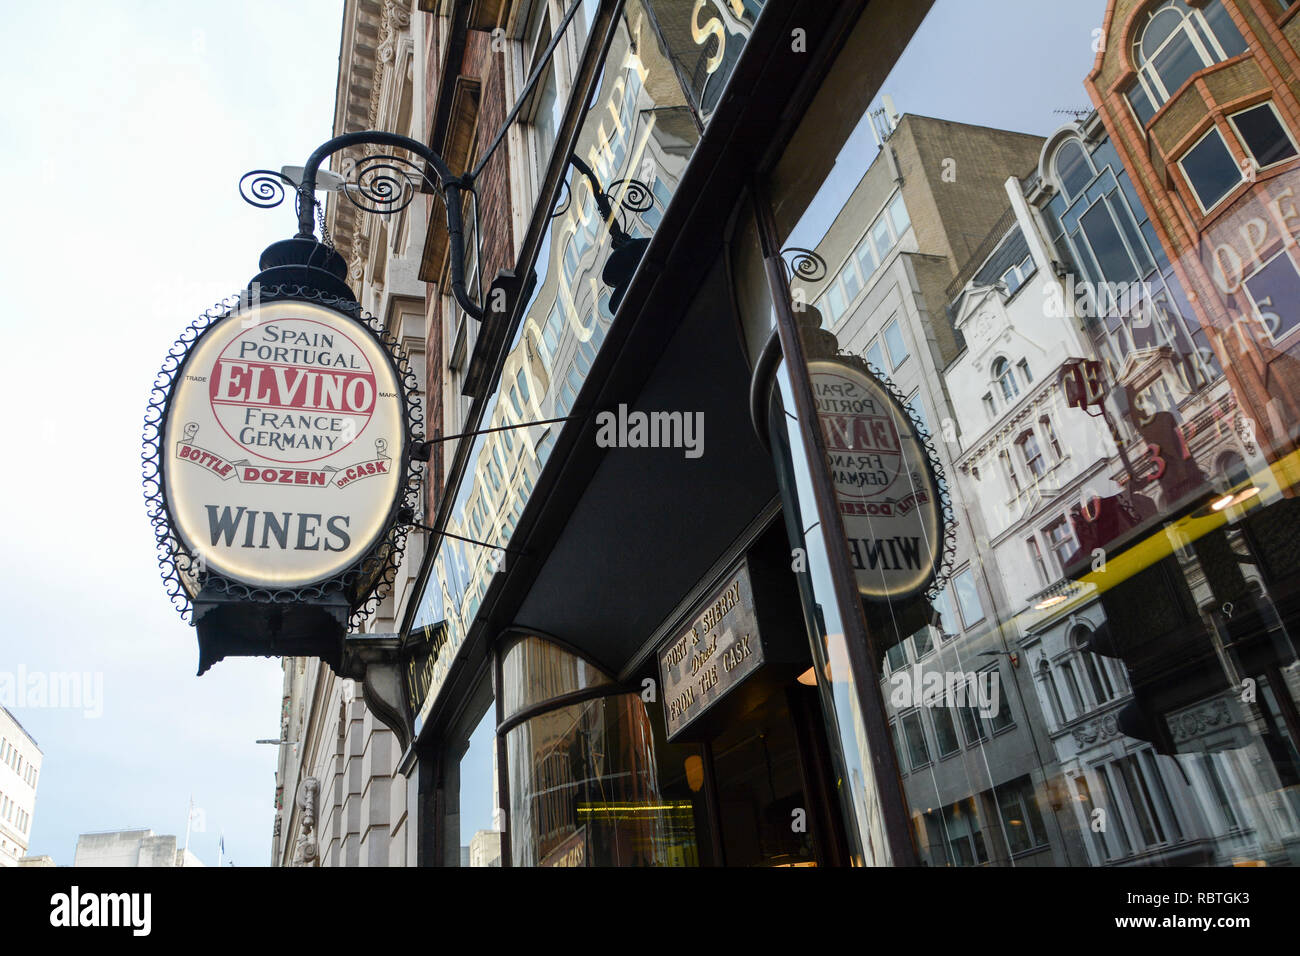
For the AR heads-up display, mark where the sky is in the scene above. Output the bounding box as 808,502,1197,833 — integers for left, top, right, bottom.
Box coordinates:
0,1,343,867
0,0,1107,868
791,0,1109,250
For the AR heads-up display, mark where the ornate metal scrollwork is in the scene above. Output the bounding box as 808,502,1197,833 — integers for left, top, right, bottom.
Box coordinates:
339,153,427,216
780,247,828,283
239,169,295,209
607,177,653,213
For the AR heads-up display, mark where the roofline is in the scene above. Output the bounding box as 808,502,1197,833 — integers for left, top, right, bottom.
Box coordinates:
0,705,41,753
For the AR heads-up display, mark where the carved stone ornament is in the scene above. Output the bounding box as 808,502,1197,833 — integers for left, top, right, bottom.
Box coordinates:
291,776,321,867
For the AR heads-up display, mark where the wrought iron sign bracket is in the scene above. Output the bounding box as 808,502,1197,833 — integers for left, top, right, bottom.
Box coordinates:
242,130,503,322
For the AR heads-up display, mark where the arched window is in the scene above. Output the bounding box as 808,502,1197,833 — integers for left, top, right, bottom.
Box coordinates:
1131,0,1247,109
1054,139,1094,201
993,357,1019,403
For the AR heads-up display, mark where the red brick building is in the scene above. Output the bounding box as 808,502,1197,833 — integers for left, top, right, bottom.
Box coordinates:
1088,0,1300,461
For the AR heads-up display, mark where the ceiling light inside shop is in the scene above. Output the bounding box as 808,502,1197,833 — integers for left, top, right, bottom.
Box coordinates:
1034,595,1068,610
797,667,818,686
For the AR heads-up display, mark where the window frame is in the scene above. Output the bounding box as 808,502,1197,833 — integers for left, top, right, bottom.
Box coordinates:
1228,100,1300,173
1177,123,1245,215
1132,1,1241,109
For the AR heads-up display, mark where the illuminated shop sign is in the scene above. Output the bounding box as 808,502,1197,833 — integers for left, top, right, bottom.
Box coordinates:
162,301,406,588
145,287,421,672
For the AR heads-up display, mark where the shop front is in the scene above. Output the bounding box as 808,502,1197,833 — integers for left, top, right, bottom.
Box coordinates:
399,0,1300,868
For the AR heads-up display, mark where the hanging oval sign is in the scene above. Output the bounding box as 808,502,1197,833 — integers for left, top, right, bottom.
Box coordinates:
146,295,419,602
808,356,950,601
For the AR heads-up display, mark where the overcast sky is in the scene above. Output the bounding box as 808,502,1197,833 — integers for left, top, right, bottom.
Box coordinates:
0,0,1105,868
0,0,342,867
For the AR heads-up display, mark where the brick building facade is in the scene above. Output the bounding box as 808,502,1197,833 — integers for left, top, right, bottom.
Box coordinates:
1088,0,1300,460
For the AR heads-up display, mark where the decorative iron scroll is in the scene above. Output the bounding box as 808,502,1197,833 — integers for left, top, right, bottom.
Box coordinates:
780,247,828,283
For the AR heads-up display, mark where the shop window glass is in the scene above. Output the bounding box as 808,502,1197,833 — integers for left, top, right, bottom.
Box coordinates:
507,693,690,866
1179,128,1243,211
1242,252,1300,342
501,634,612,721
749,0,1300,873
1231,103,1299,169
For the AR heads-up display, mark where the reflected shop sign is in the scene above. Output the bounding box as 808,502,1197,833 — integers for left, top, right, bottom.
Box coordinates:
659,561,764,739
808,355,950,602
144,273,421,674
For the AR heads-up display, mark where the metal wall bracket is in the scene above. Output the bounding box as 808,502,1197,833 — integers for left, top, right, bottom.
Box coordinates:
340,632,411,752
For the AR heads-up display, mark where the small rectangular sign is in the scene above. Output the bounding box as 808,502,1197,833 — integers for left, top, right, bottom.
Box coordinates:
659,561,764,739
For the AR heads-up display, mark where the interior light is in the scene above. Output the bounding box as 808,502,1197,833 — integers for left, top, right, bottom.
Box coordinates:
684,755,704,793
1231,486,1261,506
796,666,818,686
1034,594,1067,610
1211,486,1260,512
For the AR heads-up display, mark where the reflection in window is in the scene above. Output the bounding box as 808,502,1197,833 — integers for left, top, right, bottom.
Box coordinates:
1231,102,1299,169
901,711,931,769
999,449,1021,496
925,797,988,866
1043,517,1076,574
1179,127,1244,212
1132,0,1245,108
953,569,984,627
995,776,1049,855
1243,251,1300,342
932,706,960,756
1017,429,1046,479
507,692,690,867
993,356,1018,403
1028,537,1050,585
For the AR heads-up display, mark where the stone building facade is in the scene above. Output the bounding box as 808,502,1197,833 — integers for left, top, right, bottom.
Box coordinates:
272,0,429,868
